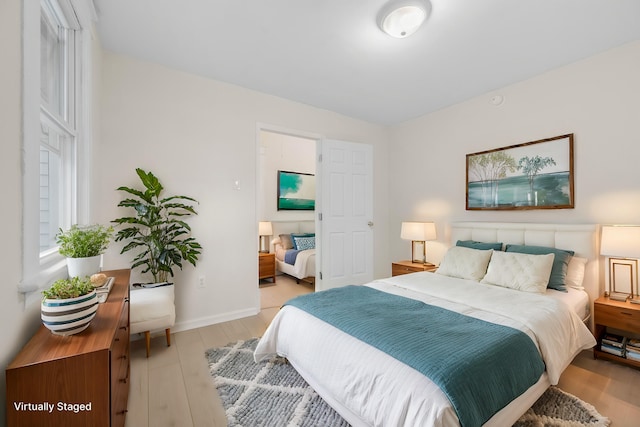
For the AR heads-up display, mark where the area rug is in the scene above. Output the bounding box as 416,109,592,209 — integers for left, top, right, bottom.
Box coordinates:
206,338,610,427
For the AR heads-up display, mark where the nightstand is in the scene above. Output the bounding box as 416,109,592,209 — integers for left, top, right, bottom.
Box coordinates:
593,296,640,368
391,260,437,277
259,252,276,283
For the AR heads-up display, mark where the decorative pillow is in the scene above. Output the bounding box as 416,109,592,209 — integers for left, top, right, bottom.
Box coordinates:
481,251,554,294
565,256,587,290
293,236,315,251
279,234,294,250
505,244,574,292
435,246,493,281
456,240,503,251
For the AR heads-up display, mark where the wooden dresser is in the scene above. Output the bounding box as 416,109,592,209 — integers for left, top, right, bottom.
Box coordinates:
6,269,131,427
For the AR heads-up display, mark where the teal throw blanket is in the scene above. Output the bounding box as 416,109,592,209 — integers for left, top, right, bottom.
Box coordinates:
285,285,545,427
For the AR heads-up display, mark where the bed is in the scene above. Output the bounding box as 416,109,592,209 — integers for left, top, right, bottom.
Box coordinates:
271,220,316,283
255,222,599,427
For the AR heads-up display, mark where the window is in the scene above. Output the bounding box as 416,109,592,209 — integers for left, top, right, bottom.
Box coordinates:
39,0,78,253
21,0,93,294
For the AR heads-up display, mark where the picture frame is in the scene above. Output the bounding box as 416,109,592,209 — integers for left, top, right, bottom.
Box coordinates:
607,258,638,300
466,134,574,210
277,170,315,211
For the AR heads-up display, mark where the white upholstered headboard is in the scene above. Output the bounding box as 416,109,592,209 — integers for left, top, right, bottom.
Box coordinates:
450,222,600,314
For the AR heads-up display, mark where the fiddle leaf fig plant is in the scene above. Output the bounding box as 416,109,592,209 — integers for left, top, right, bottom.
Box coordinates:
112,168,202,283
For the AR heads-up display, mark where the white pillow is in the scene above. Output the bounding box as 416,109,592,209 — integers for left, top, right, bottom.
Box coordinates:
481,251,554,293
565,256,587,290
435,246,493,281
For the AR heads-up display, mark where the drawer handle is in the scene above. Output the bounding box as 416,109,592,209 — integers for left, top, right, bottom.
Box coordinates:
118,409,129,415
119,378,127,384
119,355,127,360
620,311,633,316
114,338,120,342
120,326,128,331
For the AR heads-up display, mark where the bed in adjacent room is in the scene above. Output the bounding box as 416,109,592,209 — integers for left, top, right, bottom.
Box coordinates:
255,222,599,427
270,221,316,283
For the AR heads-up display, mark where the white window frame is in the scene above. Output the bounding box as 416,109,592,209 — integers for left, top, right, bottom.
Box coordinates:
20,0,95,297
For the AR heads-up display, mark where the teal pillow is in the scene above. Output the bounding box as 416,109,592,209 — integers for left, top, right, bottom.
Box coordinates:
456,240,503,251
505,244,574,292
293,235,315,250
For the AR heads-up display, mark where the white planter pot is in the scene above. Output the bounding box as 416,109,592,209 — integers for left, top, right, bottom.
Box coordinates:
66,255,101,278
41,290,98,335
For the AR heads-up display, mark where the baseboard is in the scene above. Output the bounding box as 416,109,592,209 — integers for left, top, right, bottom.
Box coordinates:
129,306,260,340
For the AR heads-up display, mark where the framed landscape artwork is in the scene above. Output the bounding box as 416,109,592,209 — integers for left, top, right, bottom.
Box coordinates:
466,134,574,210
277,170,315,210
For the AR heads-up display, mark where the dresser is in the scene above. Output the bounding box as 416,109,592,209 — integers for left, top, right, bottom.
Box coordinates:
391,260,437,276
6,269,131,427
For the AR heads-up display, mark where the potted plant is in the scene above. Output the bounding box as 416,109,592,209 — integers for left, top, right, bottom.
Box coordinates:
112,168,202,283
56,224,113,278
41,276,99,335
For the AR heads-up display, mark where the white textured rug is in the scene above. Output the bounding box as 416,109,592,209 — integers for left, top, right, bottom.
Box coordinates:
206,338,610,427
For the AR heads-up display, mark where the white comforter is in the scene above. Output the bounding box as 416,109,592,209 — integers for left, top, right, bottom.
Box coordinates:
254,272,596,427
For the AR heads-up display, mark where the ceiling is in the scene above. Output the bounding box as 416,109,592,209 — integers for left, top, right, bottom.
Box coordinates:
93,0,640,125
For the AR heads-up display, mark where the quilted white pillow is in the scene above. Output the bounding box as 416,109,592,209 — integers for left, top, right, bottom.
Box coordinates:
435,246,493,281
481,251,554,294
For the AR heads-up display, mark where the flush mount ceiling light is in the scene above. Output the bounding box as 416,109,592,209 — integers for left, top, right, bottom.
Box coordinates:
378,0,431,38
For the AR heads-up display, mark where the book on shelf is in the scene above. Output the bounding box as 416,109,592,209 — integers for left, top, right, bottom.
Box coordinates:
627,338,640,350
627,351,640,362
627,347,640,356
600,343,625,357
602,333,626,348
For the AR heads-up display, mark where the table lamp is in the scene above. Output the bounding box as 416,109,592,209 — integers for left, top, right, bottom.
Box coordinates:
401,222,436,264
600,225,640,303
258,221,273,253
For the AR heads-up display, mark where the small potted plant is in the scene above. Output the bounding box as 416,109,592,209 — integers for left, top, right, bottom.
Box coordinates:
112,168,202,283
56,224,114,278
41,276,99,335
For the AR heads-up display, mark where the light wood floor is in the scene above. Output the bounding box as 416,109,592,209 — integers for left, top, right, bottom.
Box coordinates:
126,276,640,427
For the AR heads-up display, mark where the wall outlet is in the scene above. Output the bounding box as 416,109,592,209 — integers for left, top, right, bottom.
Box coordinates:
198,275,206,288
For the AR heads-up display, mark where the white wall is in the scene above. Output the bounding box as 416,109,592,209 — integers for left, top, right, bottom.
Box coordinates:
258,130,316,222
389,41,640,265
95,51,390,331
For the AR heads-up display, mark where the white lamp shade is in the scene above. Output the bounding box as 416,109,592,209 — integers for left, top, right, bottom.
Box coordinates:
400,222,436,241
379,0,430,38
258,221,273,236
600,225,640,257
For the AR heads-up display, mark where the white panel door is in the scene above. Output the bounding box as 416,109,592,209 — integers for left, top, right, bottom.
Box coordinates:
317,139,373,290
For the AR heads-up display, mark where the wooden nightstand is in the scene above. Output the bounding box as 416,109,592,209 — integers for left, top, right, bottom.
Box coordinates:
593,296,640,368
259,252,276,283
392,260,437,277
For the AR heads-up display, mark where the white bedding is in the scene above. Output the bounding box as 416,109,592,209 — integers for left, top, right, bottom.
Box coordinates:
547,287,590,322
255,272,596,427
276,248,315,280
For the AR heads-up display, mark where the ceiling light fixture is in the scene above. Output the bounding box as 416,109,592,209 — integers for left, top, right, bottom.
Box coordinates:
378,0,431,38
